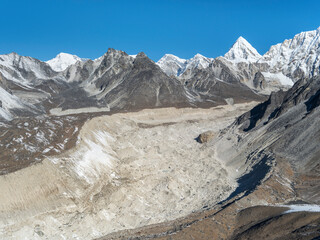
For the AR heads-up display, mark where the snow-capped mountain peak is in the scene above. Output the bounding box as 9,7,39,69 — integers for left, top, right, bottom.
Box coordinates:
224,36,261,62
157,53,213,77
193,53,205,58
157,54,187,77
261,27,320,77
157,54,186,65
188,53,212,69
46,53,85,72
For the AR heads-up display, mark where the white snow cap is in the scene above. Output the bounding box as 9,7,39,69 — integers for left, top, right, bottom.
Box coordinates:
187,53,212,69
157,54,187,65
260,26,320,78
224,36,261,62
46,53,85,72
157,54,187,77
157,53,212,77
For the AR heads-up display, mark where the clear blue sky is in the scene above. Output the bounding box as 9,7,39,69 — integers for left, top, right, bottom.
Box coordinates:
1,0,319,61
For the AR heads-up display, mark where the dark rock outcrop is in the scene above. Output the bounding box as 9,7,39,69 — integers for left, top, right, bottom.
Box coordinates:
90,51,191,110
253,71,266,89
236,76,320,132
196,131,215,143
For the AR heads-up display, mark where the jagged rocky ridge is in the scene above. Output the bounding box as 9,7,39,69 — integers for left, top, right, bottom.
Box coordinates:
0,27,319,121
233,75,320,185
219,75,320,239
0,49,262,120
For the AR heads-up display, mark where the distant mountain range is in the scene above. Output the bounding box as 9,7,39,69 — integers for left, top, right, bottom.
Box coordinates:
0,27,319,120
158,27,320,90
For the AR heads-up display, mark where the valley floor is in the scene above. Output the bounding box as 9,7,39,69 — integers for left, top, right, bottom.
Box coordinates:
0,102,257,239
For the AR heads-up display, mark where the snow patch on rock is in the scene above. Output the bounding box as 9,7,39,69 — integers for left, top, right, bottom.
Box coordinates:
281,204,320,214
0,86,25,120
261,72,294,86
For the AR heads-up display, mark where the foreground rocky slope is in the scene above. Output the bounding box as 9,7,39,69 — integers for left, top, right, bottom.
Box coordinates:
232,76,320,204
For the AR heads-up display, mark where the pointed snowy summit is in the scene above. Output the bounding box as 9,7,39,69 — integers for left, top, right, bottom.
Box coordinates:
224,36,261,62
46,53,85,72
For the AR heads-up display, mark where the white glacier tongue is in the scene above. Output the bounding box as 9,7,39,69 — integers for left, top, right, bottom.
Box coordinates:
224,36,262,62
46,52,85,72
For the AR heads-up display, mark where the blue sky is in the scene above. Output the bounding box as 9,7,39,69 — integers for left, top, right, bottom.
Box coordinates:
1,0,319,61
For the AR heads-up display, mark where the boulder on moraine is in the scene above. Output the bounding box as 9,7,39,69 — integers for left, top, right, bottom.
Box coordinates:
196,130,215,143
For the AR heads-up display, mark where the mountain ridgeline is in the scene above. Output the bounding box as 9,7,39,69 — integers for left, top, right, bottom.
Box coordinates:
0,27,320,120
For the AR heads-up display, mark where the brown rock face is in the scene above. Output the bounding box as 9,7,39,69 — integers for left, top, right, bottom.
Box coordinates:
196,131,215,143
